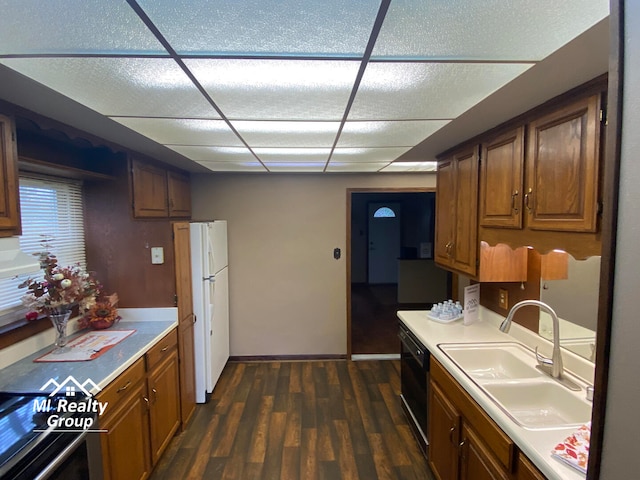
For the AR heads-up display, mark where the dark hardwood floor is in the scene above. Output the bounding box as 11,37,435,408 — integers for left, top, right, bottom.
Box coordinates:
151,359,434,480
351,284,431,355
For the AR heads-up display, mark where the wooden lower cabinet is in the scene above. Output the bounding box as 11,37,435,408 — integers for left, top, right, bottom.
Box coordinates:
99,379,152,480
98,329,181,478
428,358,546,480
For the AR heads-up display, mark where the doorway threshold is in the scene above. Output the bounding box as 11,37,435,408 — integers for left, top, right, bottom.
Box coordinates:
351,353,400,361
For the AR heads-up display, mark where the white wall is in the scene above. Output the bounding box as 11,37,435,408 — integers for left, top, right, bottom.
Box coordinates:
599,2,640,477
191,173,436,356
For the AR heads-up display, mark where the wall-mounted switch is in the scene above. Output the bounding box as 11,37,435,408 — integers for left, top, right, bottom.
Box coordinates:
498,288,508,309
151,247,164,264
334,248,341,260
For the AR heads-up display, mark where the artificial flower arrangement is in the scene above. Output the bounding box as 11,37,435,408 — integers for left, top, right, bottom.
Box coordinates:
19,251,101,317
80,293,121,330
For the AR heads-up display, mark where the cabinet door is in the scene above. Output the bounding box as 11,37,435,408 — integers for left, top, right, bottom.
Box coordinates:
515,453,546,480
428,381,461,480
435,158,456,268
148,349,181,465
167,170,191,218
479,127,524,229
173,222,197,426
0,115,21,234
526,94,601,232
131,159,168,218
452,146,479,276
100,381,152,480
459,423,510,480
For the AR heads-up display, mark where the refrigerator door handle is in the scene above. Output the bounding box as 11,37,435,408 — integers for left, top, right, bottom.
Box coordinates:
203,275,216,282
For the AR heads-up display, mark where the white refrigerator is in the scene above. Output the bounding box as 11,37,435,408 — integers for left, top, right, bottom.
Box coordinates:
190,221,229,403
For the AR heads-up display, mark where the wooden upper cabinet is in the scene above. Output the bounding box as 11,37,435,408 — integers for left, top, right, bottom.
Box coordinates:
131,158,191,219
525,94,601,232
0,115,21,235
435,146,479,277
131,158,169,218
479,126,524,229
167,171,191,218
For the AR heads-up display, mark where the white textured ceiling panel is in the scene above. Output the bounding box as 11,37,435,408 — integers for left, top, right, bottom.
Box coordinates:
338,120,450,147
0,0,165,55
138,0,381,56
331,147,412,164
231,121,341,147
325,162,390,172
381,161,438,172
0,57,217,118
111,117,246,146
372,0,609,61
186,59,360,120
169,145,257,163
349,62,533,120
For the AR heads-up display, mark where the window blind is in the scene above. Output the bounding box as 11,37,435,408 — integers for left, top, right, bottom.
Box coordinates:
0,175,86,317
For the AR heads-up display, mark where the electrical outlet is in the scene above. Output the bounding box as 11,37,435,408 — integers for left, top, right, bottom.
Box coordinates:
151,247,164,265
499,288,509,309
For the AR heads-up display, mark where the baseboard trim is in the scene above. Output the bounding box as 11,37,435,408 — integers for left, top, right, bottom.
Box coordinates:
229,354,347,362
351,354,401,361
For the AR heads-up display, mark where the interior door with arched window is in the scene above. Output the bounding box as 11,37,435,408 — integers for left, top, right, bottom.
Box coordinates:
368,202,401,284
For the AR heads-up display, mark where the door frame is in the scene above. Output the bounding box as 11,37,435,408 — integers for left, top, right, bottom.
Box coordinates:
346,187,435,358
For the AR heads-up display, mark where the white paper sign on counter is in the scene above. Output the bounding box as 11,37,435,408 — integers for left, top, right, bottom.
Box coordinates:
464,284,480,325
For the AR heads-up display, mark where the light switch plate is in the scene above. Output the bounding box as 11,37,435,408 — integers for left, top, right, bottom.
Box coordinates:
151,247,164,264
499,288,508,309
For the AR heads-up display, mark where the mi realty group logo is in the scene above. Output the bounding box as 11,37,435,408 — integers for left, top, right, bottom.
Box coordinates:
33,375,108,432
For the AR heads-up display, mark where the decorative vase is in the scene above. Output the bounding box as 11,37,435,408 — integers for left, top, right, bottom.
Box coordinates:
49,309,72,349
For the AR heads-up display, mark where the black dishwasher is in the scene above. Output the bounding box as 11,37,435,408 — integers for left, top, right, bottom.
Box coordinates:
399,321,430,455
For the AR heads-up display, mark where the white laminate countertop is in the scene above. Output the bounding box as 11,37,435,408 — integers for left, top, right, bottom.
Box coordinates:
0,318,177,395
398,307,595,480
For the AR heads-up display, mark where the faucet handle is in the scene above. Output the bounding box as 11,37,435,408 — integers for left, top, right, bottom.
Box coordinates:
535,347,553,367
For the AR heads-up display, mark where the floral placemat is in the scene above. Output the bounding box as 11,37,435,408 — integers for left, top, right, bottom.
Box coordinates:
551,422,591,473
34,329,136,362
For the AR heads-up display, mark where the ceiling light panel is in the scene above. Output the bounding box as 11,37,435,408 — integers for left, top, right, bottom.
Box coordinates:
186,59,360,120
349,62,532,120
381,162,438,172
263,163,326,172
372,0,609,61
331,147,412,164
0,57,217,118
231,121,341,148
0,0,165,55
253,148,331,163
169,146,257,163
338,120,450,147
111,118,246,146
325,162,390,172
137,0,380,57
197,161,267,172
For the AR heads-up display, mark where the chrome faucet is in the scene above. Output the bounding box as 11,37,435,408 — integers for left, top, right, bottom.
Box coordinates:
499,299,580,390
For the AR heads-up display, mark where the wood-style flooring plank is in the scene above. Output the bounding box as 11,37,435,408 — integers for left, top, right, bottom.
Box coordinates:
150,360,434,480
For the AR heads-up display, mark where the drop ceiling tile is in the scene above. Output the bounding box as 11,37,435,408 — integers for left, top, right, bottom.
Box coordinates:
197,161,267,172
111,117,246,146
0,58,216,118
0,0,165,55
349,62,532,120
169,145,257,163
254,147,331,163
331,147,412,163
263,163,326,172
372,0,609,61
186,59,360,120
231,121,341,147
337,120,450,147
325,162,390,172
381,162,438,172
137,0,380,56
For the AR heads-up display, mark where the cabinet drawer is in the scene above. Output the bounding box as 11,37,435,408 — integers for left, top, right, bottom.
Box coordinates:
146,329,178,371
97,357,146,416
431,358,515,472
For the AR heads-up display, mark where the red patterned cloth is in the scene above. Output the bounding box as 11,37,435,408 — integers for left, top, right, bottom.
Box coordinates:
551,422,590,474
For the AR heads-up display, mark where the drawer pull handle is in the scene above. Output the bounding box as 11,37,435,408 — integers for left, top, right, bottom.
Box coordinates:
449,426,455,444
161,345,169,352
143,396,150,410
116,381,131,393
511,190,519,213
152,387,158,403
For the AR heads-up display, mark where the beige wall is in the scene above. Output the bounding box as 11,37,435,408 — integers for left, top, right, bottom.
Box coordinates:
191,172,436,357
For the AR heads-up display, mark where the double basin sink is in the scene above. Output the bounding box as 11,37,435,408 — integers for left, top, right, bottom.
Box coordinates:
438,342,592,430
